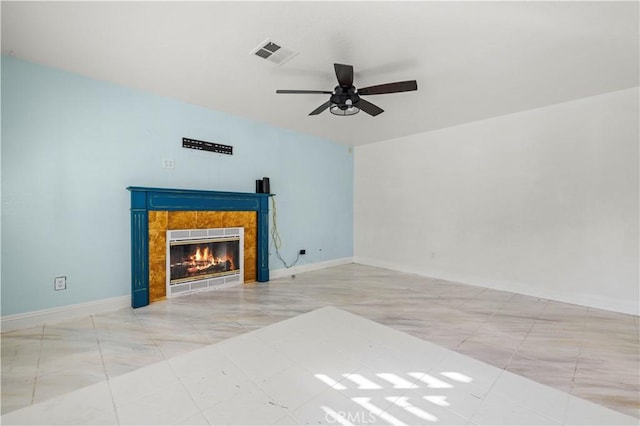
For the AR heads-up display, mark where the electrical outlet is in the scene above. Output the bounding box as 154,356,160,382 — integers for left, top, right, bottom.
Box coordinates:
54,276,67,291
162,159,174,169
299,249,306,255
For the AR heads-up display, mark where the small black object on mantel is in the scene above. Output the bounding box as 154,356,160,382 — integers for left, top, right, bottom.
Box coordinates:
255,177,271,194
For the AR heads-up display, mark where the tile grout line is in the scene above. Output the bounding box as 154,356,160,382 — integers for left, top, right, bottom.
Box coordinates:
132,308,169,363
460,293,537,403
92,315,121,425
167,362,212,425
30,323,46,405
570,307,591,391
502,294,536,369
160,315,231,425
508,298,550,362
455,291,515,350
561,306,590,425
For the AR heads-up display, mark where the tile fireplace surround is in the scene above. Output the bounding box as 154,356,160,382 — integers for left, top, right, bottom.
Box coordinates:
127,187,270,308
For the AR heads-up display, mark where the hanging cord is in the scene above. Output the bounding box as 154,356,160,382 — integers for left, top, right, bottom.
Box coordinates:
271,196,300,269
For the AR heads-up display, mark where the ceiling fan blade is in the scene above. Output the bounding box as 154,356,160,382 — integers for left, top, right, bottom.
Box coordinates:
334,63,354,87
276,90,333,94
358,80,417,95
358,98,384,116
309,101,331,115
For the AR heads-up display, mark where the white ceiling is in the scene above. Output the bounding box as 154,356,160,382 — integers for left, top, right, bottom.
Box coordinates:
2,1,638,146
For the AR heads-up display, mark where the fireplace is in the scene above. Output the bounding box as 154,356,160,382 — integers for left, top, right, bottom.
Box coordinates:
127,187,270,309
166,228,244,297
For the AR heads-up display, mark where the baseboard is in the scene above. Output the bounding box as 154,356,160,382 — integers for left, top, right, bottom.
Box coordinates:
353,257,639,317
270,257,354,280
1,259,353,333
1,295,131,333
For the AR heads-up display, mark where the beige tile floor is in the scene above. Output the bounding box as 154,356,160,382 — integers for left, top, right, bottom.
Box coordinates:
2,306,637,425
2,263,639,419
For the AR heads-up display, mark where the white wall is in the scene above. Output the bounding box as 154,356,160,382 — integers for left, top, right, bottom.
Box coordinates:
354,88,639,315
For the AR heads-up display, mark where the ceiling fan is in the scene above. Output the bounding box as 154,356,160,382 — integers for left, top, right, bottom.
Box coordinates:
276,63,418,117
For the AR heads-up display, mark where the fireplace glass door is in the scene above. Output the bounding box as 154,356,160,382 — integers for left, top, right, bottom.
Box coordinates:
166,228,244,297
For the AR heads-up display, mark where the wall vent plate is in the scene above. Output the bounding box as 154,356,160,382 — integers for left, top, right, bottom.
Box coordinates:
249,38,298,65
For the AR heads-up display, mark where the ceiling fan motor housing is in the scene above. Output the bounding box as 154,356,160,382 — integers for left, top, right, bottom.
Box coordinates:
331,86,360,110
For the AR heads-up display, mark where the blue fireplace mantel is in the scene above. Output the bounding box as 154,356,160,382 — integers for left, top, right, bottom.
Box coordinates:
127,186,270,308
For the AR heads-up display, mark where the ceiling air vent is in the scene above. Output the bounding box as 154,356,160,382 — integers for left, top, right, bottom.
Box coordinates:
250,39,298,65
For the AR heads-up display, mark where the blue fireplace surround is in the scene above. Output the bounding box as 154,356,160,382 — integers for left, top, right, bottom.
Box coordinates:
127,187,270,308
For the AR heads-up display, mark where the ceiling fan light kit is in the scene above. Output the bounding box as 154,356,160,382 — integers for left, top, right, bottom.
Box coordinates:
276,63,418,117
330,103,360,116
330,93,360,116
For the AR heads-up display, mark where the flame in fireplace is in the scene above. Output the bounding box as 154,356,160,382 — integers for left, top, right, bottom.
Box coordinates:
186,246,234,273
192,247,211,262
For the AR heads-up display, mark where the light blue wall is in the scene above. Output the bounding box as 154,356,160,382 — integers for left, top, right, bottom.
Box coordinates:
1,56,353,316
